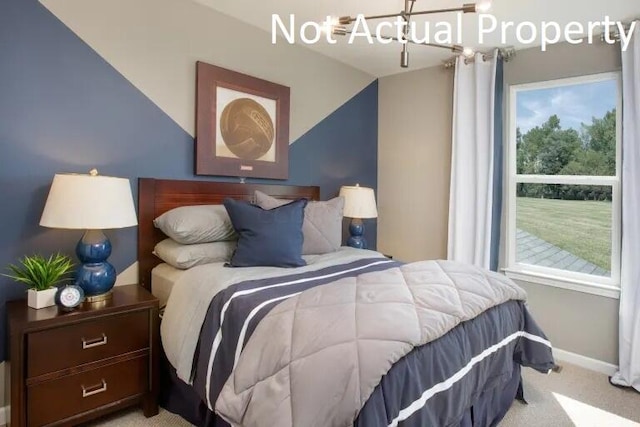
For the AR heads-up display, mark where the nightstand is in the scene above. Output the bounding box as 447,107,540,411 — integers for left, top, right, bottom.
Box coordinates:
6,284,159,427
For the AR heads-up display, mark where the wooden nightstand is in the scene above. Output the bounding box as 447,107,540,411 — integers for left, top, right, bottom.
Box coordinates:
6,284,159,427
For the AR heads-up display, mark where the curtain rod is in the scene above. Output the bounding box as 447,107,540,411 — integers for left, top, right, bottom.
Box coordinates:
443,47,516,69
602,19,638,42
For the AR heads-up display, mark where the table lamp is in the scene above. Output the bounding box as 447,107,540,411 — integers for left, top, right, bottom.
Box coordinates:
40,169,137,301
339,184,378,249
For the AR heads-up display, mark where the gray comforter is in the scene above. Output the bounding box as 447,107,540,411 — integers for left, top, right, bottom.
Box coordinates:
213,259,532,426
162,248,385,383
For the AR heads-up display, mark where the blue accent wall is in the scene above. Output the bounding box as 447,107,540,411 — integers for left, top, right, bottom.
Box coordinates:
0,0,377,359
288,81,378,248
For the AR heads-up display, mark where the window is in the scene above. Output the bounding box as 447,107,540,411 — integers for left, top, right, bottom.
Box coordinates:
505,73,621,297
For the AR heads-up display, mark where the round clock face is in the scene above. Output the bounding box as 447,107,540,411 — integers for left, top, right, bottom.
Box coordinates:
62,288,81,305
58,285,84,308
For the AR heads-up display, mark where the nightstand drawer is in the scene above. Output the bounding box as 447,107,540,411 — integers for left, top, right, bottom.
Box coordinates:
27,310,149,378
27,355,148,427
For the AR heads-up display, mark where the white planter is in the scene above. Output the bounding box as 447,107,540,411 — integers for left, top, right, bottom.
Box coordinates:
27,287,58,309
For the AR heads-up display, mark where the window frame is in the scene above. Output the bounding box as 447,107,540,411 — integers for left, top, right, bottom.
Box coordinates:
504,72,622,298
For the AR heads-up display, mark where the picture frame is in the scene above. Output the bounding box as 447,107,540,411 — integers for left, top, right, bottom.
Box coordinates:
195,61,290,179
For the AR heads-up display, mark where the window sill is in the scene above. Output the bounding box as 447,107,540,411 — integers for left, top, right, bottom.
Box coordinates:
503,268,620,300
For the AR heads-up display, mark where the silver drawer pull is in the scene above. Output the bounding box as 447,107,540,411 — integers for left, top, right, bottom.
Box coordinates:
82,334,107,349
81,380,107,398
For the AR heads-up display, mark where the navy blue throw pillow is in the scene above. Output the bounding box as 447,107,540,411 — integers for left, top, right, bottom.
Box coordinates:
223,198,308,268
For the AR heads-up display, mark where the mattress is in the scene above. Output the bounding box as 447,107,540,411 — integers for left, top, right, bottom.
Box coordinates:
151,263,187,308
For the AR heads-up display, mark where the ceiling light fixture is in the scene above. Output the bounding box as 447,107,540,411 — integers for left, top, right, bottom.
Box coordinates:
333,0,491,68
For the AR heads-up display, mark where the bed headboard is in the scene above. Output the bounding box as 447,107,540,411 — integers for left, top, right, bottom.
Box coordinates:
137,178,320,290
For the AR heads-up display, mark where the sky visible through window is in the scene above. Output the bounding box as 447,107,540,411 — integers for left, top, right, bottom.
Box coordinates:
516,79,617,132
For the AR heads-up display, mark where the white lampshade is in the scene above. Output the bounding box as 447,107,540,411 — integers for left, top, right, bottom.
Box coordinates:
40,172,138,230
339,185,378,219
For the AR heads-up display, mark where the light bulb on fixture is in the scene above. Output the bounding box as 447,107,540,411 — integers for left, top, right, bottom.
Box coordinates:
321,16,345,36
463,47,475,58
463,1,491,13
475,1,492,13
325,16,339,28
451,45,475,58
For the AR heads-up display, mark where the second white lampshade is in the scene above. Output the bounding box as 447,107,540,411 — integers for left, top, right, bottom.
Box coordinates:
339,185,378,219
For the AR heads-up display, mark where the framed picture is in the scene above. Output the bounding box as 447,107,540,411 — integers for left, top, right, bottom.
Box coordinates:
195,62,290,179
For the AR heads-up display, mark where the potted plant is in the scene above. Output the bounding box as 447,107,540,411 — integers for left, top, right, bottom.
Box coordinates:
3,254,74,309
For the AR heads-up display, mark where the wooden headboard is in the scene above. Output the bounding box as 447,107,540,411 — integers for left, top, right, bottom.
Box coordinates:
137,178,320,290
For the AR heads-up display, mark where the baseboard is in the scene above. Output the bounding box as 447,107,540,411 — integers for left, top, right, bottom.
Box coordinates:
553,348,618,376
0,405,7,426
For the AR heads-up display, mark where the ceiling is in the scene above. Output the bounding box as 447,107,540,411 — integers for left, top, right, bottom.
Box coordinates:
193,0,640,77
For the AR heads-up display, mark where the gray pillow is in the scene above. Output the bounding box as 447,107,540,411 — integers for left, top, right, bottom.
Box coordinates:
153,205,236,244
154,239,236,269
254,191,344,255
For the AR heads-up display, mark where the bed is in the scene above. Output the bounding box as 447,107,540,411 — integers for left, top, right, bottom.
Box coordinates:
137,178,555,427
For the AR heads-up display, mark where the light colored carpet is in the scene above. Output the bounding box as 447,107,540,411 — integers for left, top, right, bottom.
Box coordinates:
502,363,640,426
91,363,640,426
86,407,193,427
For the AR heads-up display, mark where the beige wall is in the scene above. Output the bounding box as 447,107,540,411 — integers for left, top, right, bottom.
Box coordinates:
516,282,620,364
504,41,622,365
377,66,454,262
503,41,621,86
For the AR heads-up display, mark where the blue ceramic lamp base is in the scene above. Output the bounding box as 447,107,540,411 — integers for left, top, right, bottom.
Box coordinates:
347,218,367,249
75,229,116,302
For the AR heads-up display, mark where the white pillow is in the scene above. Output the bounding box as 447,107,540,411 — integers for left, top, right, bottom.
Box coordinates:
153,205,237,244
154,239,236,269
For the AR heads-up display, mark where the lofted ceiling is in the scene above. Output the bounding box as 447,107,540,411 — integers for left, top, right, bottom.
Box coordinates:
193,0,640,77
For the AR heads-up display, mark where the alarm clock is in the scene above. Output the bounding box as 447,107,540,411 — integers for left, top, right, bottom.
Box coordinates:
55,284,85,311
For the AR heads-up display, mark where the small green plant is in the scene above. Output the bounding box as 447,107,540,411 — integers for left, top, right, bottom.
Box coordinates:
3,254,74,291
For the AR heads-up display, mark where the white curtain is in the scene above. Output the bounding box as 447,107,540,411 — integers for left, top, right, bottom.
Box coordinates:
448,53,498,269
611,22,640,392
